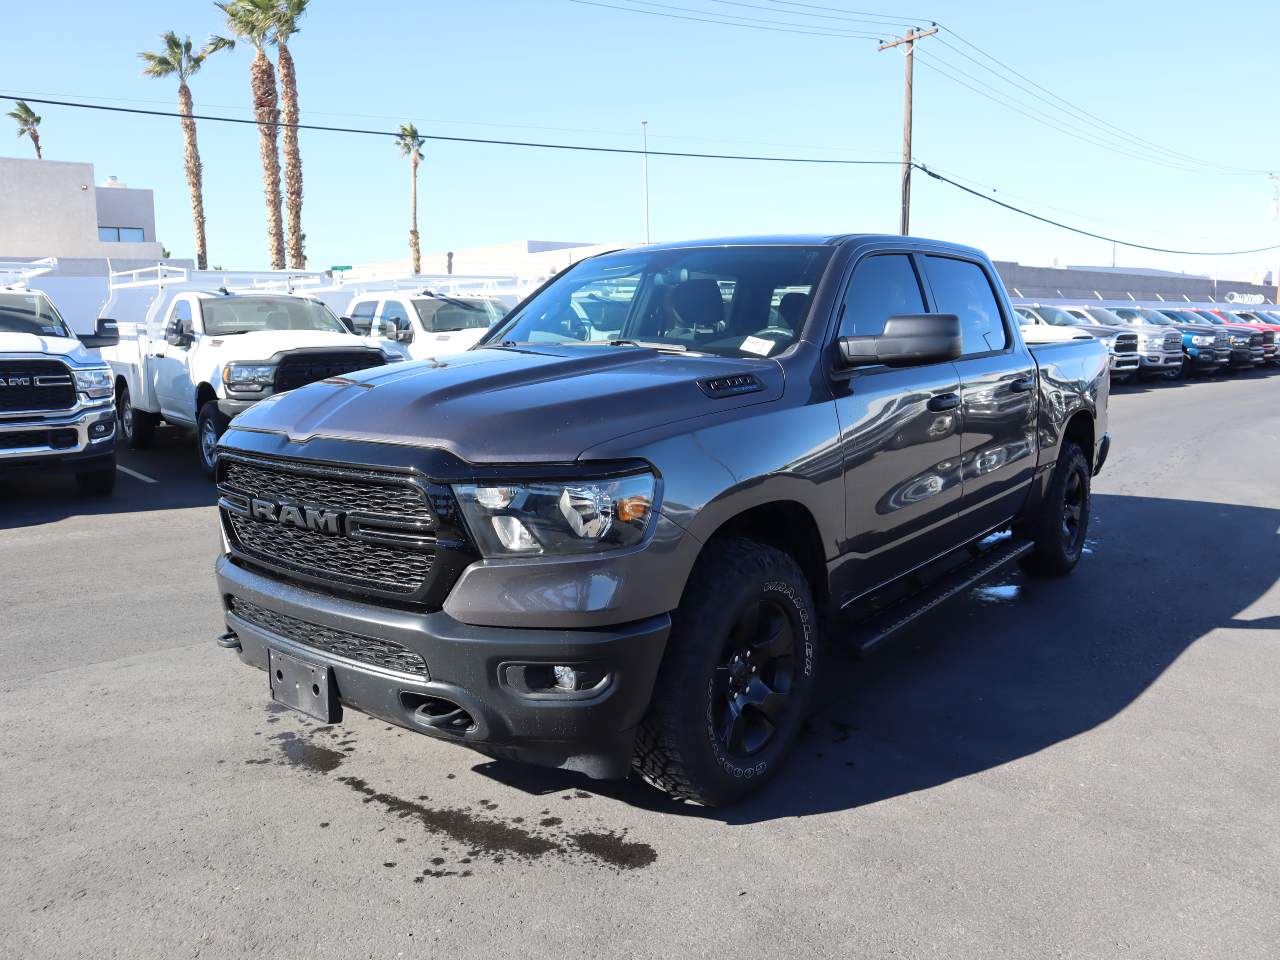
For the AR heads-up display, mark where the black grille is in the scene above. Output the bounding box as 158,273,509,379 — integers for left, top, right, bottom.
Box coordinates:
0,360,76,412
274,351,385,394
228,596,429,677
221,458,431,521
227,512,434,594
0,428,78,451
1112,334,1138,355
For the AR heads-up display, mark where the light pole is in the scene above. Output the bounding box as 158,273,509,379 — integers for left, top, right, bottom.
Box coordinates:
642,120,651,244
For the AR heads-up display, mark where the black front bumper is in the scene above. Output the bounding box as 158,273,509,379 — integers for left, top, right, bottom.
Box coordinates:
0,446,115,475
216,556,670,779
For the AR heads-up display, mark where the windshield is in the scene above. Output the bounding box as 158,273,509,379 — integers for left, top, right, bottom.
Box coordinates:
1036,306,1088,327
1161,309,1207,326
201,296,347,336
1133,310,1172,326
1080,307,1127,327
1193,311,1227,326
412,297,505,333
0,291,73,338
485,245,834,359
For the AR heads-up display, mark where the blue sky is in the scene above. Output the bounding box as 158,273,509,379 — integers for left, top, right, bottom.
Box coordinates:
5,0,1279,280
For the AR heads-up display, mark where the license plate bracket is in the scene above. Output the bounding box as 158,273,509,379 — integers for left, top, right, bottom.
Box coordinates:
269,648,341,723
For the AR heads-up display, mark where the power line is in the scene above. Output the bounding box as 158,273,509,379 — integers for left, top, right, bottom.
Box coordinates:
704,0,910,29
0,93,904,166
917,164,1280,256
755,0,932,24
566,0,883,39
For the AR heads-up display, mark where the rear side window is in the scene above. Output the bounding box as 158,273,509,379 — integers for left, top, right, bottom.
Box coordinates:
349,300,377,335
838,254,926,338
924,256,1008,355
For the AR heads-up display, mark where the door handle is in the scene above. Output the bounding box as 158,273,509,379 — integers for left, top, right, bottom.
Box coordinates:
1009,376,1034,393
927,392,961,412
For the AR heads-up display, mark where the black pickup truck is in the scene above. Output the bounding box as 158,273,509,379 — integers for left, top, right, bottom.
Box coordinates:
213,234,1110,806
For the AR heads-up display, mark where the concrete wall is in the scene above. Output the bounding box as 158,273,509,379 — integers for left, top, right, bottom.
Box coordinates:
994,260,1278,305
0,156,164,260
94,184,157,242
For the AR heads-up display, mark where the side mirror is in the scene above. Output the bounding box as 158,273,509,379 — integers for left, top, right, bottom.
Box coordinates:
80,317,120,349
392,325,414,344
839,313,962,368
338,316,357,334
166,317,195,347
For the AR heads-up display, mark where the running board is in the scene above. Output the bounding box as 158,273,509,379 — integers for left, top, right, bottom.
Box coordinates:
851,538,1034,655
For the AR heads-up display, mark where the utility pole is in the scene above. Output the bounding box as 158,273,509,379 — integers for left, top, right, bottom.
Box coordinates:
879,26,938,235
642,120,651,245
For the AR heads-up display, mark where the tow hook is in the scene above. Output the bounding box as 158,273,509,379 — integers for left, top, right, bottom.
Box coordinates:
215,630,241,650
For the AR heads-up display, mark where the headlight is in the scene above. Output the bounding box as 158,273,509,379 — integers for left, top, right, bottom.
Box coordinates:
74,366,113,400
454,472,657,557
222,363,276,392
1191,335,1213,346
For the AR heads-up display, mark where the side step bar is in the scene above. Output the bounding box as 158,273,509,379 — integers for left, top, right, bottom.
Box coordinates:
851,538,1034,655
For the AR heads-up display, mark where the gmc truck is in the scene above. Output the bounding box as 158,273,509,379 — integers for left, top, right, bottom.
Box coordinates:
1,272,120,494
214,235,1110,806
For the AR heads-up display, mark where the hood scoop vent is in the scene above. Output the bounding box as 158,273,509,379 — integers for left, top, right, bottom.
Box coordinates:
698,373,763,399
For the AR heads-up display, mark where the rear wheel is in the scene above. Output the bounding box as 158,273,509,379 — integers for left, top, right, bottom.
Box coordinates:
1020,441,1090,578
197,401,229,478
633,538,819,806
116,383,157,450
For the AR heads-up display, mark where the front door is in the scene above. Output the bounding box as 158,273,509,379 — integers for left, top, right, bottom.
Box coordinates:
832,252,966,599
153,297,197,423
921,255,1037,540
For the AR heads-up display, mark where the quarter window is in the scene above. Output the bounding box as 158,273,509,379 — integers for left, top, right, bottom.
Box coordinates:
923,256,1009,355
838,254,927,338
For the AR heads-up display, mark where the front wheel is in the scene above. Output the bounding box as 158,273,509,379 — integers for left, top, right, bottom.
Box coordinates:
633,538,820,806
1020,441,1091,578
197,401,229,478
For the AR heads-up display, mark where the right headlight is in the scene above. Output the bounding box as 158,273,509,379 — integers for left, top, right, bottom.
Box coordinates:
222,363,277,392
73,366,113,400
453,472,657,557
1191,335,1213,346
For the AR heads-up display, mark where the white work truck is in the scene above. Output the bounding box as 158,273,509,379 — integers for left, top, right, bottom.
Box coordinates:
343,288,508,360
0,260,120,494
99,266,406,475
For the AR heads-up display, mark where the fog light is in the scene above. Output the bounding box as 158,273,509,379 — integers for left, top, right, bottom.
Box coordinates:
553,665,577,690
90,421,112,438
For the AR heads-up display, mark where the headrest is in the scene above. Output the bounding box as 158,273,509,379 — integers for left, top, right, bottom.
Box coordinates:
669,279,725,328
778,291,810,326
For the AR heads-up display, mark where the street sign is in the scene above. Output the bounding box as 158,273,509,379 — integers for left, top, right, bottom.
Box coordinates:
330,265,352,272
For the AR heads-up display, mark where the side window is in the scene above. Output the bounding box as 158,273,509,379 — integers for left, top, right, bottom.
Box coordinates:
379,301,412,335
349,300,377,335
167,299,193,337
923,256,1009,355
838,254,927,338
1014,307,1037,325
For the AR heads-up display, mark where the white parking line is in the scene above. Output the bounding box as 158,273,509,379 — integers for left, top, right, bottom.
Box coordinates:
116,465,158,485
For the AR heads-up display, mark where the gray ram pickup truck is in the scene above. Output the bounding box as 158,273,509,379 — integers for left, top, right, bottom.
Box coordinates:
214,234,1110,806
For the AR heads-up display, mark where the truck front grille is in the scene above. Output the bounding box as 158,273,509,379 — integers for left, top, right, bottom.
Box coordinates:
1112,333,1138,355
0,360,76,413
1163,333,1182,353
228,596,429,677
218,453,470,607
273,351,386,394
0,428,78,451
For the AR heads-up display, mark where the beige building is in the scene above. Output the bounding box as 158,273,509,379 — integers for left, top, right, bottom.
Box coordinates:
0,156,165,261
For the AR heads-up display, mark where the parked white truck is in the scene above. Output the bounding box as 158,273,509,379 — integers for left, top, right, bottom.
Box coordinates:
98,266,406,475
0,260,120,494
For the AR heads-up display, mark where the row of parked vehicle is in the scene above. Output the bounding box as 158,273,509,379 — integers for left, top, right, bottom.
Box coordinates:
1012,299,1279,381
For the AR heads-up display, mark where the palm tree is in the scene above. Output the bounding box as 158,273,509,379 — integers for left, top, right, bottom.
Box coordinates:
267,0,309,269
210,0,285,270
7,101,43,159
138,33,219,270
396,124,425,274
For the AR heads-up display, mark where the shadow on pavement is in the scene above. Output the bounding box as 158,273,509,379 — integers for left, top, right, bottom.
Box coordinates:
0,425,215,530
475,494,1280,822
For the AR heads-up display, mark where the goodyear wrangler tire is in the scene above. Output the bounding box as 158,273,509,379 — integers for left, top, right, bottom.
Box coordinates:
633,538,819,806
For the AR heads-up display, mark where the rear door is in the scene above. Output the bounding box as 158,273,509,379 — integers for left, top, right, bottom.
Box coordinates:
922,255,1037,540
832,251,965,595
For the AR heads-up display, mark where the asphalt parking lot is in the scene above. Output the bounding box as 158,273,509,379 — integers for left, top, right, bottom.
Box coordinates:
2,368,1277,960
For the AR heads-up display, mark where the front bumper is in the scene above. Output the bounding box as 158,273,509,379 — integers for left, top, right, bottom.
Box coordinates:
216,555,671,779
216,397,260,419
0,399,116,469
1109,354,1139,377
1137,350,1182,371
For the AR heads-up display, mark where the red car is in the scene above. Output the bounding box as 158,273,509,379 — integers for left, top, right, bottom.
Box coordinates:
1214,309,1279,364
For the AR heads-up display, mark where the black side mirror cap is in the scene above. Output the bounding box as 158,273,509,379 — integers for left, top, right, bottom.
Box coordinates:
339,316,357,334
80,318,120,349
839,313,962,368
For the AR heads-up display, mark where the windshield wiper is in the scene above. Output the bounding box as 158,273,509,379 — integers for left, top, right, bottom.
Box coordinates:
422,290,480,311
607,339,688,352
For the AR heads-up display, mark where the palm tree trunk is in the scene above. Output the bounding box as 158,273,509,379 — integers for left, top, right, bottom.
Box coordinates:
177,82,208,271
409,152,421,274
250,47,285,270
277,41,305,269
30,130,42,160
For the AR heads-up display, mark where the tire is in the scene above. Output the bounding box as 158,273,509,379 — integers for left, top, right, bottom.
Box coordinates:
1020,441,1091,578
197,401,229,478
633,538,820,806
116,383,156,450
75,465,116,496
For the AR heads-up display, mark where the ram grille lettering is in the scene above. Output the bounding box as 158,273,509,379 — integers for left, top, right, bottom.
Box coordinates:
248,497,344,535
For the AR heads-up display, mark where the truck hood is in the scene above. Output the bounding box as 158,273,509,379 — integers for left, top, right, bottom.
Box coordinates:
0,331,99,364
204,328,396,361
228,345,783,463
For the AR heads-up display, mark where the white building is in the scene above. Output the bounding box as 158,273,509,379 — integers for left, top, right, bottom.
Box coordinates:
0,156,166,261
348,240,634,287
